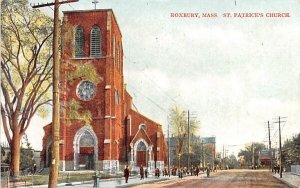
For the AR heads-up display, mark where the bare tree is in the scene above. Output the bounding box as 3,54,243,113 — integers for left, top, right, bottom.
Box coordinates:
1,0,53,176
169,106,199,168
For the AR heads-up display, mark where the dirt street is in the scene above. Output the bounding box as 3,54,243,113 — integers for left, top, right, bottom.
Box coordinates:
131,169,291,188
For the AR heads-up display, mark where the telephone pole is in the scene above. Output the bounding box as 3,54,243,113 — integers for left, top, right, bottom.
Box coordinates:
267,121,273,171
168,118,170,177
187,110,190,171
252,143,255,168
202,141,204,168
31,1,78,187
274,116,287,178
222,145,224,170
186,110,197,173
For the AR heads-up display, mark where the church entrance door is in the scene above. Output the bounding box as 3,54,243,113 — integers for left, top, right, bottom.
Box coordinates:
74,129,97,170
79,147,94,170
136,141,147,167
136,151,146,166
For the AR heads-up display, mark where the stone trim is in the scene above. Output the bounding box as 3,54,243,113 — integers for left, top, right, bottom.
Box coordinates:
73,126,98,171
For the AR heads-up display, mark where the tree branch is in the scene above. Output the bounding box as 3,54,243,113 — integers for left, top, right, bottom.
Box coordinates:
1,103,12,145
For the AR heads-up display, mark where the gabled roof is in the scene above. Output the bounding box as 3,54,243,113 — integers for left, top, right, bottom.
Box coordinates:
129,109,163,128
130,127,153,147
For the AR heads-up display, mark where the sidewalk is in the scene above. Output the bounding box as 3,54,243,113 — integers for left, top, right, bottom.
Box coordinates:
17,174,183,188
273,172,300,188
59,172,207,188
60,175,176,188
57,176,175,188
15,171,209,188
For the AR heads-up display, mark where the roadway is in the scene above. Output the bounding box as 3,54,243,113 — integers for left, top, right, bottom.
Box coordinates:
132,169,291,188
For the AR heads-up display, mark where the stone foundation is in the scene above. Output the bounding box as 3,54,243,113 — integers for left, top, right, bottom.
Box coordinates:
103,160,120,173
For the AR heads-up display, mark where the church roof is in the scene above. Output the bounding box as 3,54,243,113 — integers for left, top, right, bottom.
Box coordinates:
130,127,153,147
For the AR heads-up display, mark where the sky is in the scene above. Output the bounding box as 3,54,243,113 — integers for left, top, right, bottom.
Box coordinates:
10,0,300,156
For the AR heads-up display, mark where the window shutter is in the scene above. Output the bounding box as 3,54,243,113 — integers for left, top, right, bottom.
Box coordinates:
90,26,101,57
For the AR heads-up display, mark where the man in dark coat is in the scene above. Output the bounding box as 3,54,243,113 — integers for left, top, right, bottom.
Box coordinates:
190,166,194,176
155,168,160,178
124,165,130,183
145,168,148,178
33,164,37,175
178,168,183,179
140,165,144,180
195,166,199,176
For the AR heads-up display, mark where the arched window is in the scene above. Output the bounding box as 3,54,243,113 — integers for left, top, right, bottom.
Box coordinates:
79,130,95,146
137,141,146,151
75,26,84,58
90,26,101,57
115,89,119,104
139,124,147,130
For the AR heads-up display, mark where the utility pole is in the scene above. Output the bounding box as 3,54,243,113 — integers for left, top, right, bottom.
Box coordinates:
185,110,197,172
278,117,282,178
187,110,190,172
274,116,287,179
31,1,78,187
267,121,273,171
168,118,170,177
201,141,204,168
252,143,255,169
222,145,224,170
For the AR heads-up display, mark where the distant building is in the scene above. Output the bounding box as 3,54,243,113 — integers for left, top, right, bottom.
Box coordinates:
167,136,177,167
167,135,216,167
201,136,216,160
259,149,275,167
1,142,41,171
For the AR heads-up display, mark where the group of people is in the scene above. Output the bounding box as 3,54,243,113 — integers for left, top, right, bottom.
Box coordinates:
139,165,149,179
171,166,214,178
273,165,282,174
123,164,213,183
189,166,201,176
171,166,206,176
123,165,151,183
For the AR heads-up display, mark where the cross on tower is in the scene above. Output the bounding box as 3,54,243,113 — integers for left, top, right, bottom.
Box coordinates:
92,0,99,9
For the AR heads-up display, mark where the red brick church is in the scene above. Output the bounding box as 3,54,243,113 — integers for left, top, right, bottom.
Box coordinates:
41,9,167,172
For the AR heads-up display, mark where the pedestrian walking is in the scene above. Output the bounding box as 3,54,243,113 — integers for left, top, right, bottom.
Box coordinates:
178,168,183,179
145,168,148,178
164,168,168,176
124,165,130,183
140,165,144,180
195,166,199,176
206,167,210,177
190,166,194,176
172,166,177,176
32,164,37,175
155,168,160,178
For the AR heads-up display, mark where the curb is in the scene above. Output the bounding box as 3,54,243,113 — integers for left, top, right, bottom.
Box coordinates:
272,174,298,188
115,176,173,188
115,173,207,188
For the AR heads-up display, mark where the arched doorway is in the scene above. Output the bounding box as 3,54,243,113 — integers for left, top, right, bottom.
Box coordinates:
46,142,52,168
136,141,147,167
74,127,98,170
